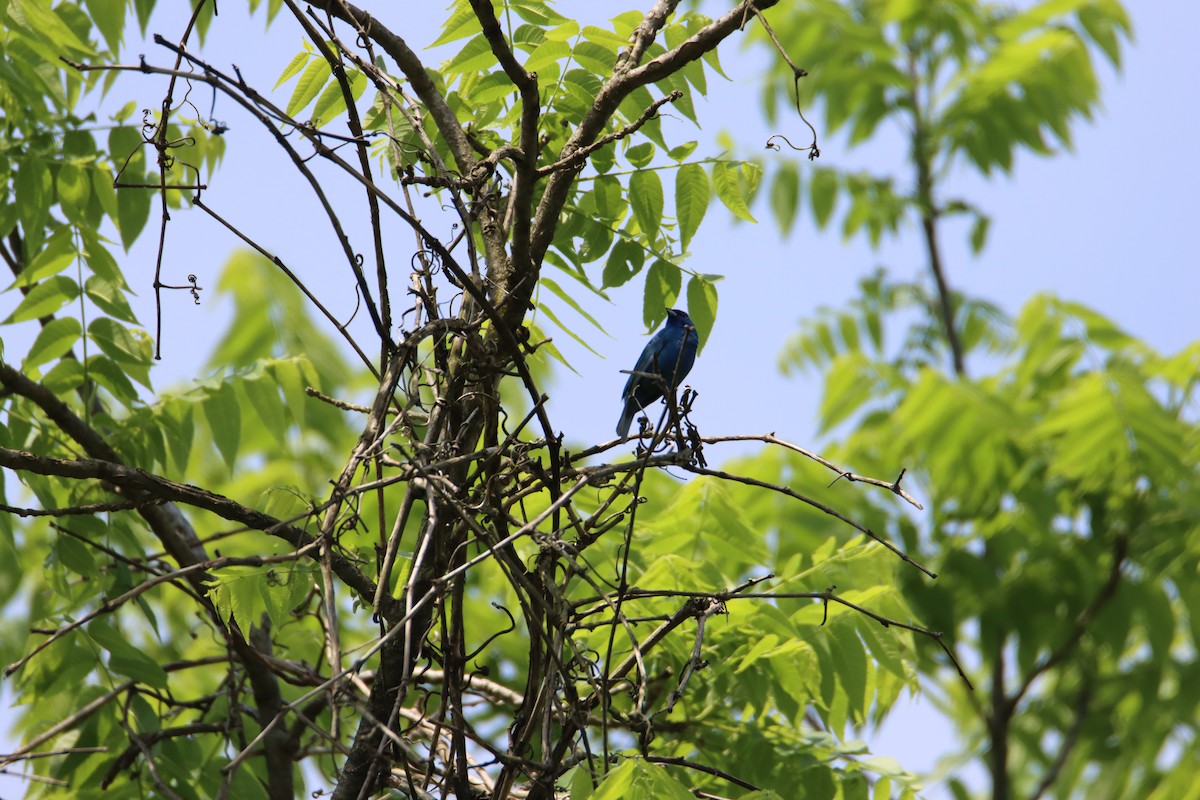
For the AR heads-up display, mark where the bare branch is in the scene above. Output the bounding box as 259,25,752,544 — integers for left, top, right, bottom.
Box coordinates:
0,498,165,517
615,0,683,74
0,445,380,608
538,91,683,177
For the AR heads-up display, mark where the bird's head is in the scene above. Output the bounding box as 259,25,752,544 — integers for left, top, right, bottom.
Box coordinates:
665,308,692,325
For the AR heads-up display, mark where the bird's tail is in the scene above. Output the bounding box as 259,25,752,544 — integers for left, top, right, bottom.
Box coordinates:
616,401,637,438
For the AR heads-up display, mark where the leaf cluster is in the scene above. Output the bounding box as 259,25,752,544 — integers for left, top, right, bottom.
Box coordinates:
780,274,1200,797
755,0,1131,252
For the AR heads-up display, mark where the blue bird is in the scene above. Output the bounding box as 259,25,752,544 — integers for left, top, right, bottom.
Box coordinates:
616,308,699,437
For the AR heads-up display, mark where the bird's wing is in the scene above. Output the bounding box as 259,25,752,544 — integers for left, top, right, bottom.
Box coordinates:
621,331,668,400
632,330,669,375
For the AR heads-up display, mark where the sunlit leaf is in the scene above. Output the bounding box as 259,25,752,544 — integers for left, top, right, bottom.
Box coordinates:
712,161,757,223
286,58,331,116
203,381,242,470
4,275,79,323
629,169,664,237
675,162,709,251
23,317,82,369
642,259,681,330
686,274,718,351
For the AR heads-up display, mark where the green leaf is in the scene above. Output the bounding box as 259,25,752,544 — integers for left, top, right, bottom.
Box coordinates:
514,23,546,51
13,0,93,54
565,766,593,800
86,621,169,689
273,51,310,90
686,274,718,351
470,71,519,104
13,226,77,287
545,19,580,41
259,567,311,629
591,141,616,173
0,201,17,245
160,397,195,470
91,166,119,223
624,142,655,169
525,39,571,72
643,259,681,330
15,162,51,252
582,24,628,49
536,302,596,362
85,355,140,407
242,374,287,445
629,170,664,238
446,33,500,76
592,759,693,800
210,566,265,628
431,1,482,47
203,382,242,470
80,229,126,287
591,759,637,799
312,69,367,123
54,532,97,577
85,275,139,324
23,317,82,369
286,58,331,117
4,275,79,323
675,162,709,251
56,163,91,219
111,101,138,124
602,238,644,289
969,214,991,254
1078,2,1129,67
810,168,838,228
819,353,874,432
712,161,756,223
541,277,608,335
572,40,617,73
85,0,125,52
108,126,152,249
512,0,568,26
87,317,151,375
310,84,346,127
270,357,310,427
591,175,626,225
770,161,802,234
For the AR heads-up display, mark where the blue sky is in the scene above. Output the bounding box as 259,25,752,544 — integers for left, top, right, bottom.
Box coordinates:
2,1,1197,797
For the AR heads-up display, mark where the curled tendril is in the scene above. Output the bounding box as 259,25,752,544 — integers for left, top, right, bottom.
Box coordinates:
409,251,429,274
343,284,362,327
765,134,820,161
464,603,517,663
160,274,203,305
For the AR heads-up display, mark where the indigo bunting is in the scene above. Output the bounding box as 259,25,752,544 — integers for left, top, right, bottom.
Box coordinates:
616,308,698,437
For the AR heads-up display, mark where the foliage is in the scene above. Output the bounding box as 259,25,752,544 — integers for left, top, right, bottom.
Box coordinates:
781,280,1200,799
0,1,936,798
757,0,1131,249
4,0,1184,799
746,1,1200,798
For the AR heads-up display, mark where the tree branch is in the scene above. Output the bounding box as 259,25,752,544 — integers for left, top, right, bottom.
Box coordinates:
530,0,780,266
537,91,683,177
1010,535,1127,710
615,0,682,74
467,0,540,313
0,445,380,608
306,0,478,174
